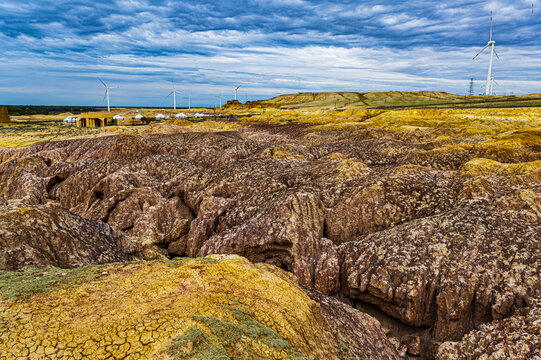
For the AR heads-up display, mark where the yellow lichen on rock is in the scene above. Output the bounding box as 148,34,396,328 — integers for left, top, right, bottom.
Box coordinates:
334,158,371,178
0,255,348,360
461,158,541,180
260,146,305,160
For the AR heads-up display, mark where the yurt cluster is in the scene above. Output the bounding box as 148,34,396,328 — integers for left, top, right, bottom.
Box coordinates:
63,111,209,128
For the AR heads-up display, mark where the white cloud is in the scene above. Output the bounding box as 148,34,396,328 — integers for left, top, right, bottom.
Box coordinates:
0,0,540,105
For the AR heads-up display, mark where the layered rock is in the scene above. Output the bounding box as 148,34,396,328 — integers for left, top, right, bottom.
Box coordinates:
0,201,134,271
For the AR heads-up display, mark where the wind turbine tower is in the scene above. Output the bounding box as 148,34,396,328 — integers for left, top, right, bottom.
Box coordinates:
473,11,500,95
490,76,499,95
167,83,181,110
98,78,117,112
235,85,242,100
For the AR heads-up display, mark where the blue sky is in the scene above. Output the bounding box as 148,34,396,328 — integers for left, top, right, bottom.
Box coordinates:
0,0,540,107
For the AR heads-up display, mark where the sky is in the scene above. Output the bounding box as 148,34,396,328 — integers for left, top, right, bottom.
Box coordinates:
0,0,540,107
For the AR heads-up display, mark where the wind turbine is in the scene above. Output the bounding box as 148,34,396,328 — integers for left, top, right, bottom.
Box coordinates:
490,76,499,95
473,11,500,95
98,78,117,112
234,85,242,100
166,83,181,110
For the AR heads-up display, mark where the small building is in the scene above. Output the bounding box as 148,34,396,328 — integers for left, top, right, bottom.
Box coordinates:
134,114,144,120
113,115,125,121
175,112,187,119
0,107,10,123
155,113,166,120
77,112,113,128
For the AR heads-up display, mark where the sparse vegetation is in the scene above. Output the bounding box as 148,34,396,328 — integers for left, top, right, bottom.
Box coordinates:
0,265,105,299
164,301,310,360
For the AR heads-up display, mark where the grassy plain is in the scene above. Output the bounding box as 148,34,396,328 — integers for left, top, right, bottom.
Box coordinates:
2,92,540,155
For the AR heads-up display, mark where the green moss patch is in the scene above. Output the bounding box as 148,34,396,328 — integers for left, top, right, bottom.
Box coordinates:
0,265,105,300
164,301,311,360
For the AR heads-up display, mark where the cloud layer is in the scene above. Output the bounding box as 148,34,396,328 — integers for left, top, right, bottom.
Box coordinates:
0,0,539,106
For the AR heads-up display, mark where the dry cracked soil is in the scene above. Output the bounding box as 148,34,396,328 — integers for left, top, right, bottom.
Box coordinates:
0,112,539,360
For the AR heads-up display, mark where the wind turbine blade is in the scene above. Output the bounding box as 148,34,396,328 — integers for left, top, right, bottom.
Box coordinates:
98,77,107,87
166,91,174,98
473,44,489,60
103,90,107,102
489,10,493,42
494,48,500,59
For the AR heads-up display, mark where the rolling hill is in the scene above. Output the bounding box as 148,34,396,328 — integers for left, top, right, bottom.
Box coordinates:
254,91,541,109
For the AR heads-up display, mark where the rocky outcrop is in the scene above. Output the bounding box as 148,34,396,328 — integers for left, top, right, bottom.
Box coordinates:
0,201,134,270
340,192,540,344
437,301,541,360
303,286,403,360
0,255,401,360
0,122,539,357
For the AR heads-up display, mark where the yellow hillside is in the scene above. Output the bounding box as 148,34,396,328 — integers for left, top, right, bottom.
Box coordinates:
0,255,380,360
258,91,541,109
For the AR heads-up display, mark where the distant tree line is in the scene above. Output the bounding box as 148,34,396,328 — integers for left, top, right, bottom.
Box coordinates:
3,106,100,116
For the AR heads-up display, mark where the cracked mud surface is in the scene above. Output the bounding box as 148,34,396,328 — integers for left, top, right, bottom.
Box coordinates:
0,255,400,360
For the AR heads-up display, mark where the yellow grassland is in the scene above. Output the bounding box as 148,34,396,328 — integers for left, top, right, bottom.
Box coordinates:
2,108,541,163
0,117,244,150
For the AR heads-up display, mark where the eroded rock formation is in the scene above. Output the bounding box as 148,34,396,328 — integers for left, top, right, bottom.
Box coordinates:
0,121,539,358
437,300,541,359
0,201,134,270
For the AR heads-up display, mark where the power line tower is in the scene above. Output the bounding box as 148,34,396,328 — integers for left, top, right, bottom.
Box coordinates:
468,78,475,96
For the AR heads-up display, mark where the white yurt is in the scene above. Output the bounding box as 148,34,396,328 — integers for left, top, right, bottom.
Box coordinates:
113,115,125,121
165,116,170,120
193,113,206,118
155,113,166,120
134,114,144,120
63,116,77,123
175,113,187,119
